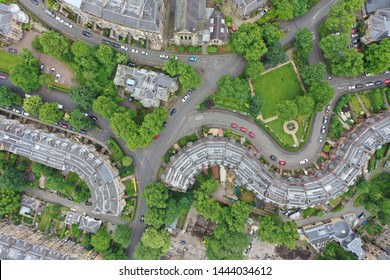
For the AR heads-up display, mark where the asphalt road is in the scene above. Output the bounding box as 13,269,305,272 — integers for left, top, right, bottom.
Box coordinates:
10,0,389,258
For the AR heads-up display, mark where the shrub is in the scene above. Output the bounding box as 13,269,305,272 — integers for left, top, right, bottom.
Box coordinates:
207,46,218,53
188,46,196,53
178,46,185,53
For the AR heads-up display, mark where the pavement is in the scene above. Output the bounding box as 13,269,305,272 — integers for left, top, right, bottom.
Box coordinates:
7,0,390,258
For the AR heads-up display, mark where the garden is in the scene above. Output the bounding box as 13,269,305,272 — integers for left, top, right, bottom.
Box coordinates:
0,50,22,72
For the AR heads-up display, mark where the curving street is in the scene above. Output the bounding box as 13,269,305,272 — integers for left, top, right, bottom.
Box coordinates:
7,0,390,258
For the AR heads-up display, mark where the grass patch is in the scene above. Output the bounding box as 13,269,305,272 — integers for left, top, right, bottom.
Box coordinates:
360,93,374,113
238,188,255,203
329,196,342,207
38,211,51,231
23,216,34,224
176,209,190,230
107,137,125,162
0,50,22,72
252,63,304,119
349,95,364,121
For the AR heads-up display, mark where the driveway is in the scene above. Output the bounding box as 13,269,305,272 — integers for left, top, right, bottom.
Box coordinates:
10,31,78,87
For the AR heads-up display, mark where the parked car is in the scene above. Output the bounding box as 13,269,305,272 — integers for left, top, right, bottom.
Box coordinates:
102,39,111,45
30,0,38,5
355,84,364,88
111,43,120,48
64,22,73,28
129,96,135,102
270,155,277,161
358,212,366,220
60,123,68,128
25,93,31,98
8,48,17,54
279,160,287,165
79,129,87,134
163,121,167,127
40,63,45,73
240,127,248,133
260,9,268,16
89,115,97,121
365,82,374,87
249,132,256,139
351,33,359,38
128,62,136,67
326,105,331,113
323,116,328,124
181,93,190,103
384,79,390,84
321,125,326,134
299,159,308,165
12,108,21,114
318,137,324,143
170,108,177,116
159,54,169,59
140,215,145,223
0,75,7,80
67,196,74,201
58,104,64,109
231,123,238,128
374,80,383,85
55,74,61,83
348,85,356,90
120,45,128,51
171,56,178,60
189,57,197,62
230,25,237,32
154,135,160,140
82,31,92,37
351,39,360,44
131,48,139,53
50,68,56,75
141,50,148,55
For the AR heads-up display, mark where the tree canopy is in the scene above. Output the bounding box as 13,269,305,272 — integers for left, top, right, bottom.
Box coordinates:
0,167,25,192
245,60,264,80
162,59,201,90
276,100,298,120
39,102,64,124
23,95,43,116
295,95,315,116
113,224,133,249
0,86,21,107
37,31,70,58
307,82,335,111
69,109,93,130
9,49,41,92
300,63,327,87
257,215,299,248
266,42,287,67
90,227,112,253
133,228,170,260
0,188,21,216
295,28,314,63
69,86,98,110
364,39,390,75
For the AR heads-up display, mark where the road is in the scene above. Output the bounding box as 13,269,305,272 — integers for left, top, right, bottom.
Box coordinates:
9,0,389,258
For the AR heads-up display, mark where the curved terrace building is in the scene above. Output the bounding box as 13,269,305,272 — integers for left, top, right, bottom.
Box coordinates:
0,116,125,216
161,112,390,209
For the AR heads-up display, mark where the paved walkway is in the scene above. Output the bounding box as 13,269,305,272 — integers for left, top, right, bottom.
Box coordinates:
248,79,255,97
283,120,299,146
257,114,279,123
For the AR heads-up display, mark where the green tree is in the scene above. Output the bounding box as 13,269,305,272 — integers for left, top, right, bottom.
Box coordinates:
331,48,364,77
322,3,356,34
266,43,287,66
295,28,314,63
364,39,390,75
318,241,356,260
0,188,21,216
90,227,112,253
121,156,133,167
113,224,132,249
342,0,364,11
319,34,350,62
116,52,129,65
134,228,170,260
145,207,166,228
69,86,98,110
328,115,345,139
307,82,335,111
249,95,264,116
300,63,327,87
257,215,299,248
23,95,43,116
244,60,264,80
261,23,284,47
272,0,295,21
0,167,25,192
193,191,222,221
69,109,93,130
95,44,115,67
92,96,123,120
231,23,267,61
221,201,252,233
38,31,70,58
276,100,298,120
39,102,64,124
104,247,128,260
70,41,91,63
9,50,41,92
200,179,219,194
0,86,22,107
163,59,201,90
295,95,315,115
142,182,169,209
82,234,93,250
39,74,54,89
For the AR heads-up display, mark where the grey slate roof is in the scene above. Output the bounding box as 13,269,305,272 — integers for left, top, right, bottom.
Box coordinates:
366,8,390,41
162,112,390,209
21,196,39,211
235,0,266,17
78,216,102,233
208,11,230,43
0,4,13,36
365,0,390,14
174,0,206,32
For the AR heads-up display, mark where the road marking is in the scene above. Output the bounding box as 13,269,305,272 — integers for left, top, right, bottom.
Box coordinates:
195,116,203,120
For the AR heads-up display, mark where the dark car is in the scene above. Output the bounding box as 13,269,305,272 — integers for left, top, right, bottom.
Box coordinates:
170,108,177,116
79,129,87,134
111,43,120,48
163,121,167,127
129,96,135,102
102,39,111,46
128,62,136,67
358,212,366,219
89,115,97,121
375,80,383,85
67,196,74,201
85,201,91,206
8,48,17,54
82,31,92,38
30,0,38,5
270,155,277,161
355,84,364,88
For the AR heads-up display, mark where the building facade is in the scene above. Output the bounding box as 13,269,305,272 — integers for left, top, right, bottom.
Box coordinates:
0,4,28,44
362,7,390,44
232,0,267,19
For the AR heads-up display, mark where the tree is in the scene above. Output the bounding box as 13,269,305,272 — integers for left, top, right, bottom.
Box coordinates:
295,95,314,116
276,100,298,120
295,28,314,63
116,52,129,65
39,74,54,89
244,60,263,80
300,63,327,87
221,201,252,233
249,95,263,116
23,95,43,116
331,48,364,77
92,95,124,120
121,156,133,167
71,41,91,63
322,3,356,34
319,33,350,62
69,86,98,110
0,86,21,107
261,23,284,47
39,102,64,123
82,234,93,250
193,191,222,222
69,109,93,130
342,0,364,12
104,247,128,260
113,224,132,249
257,215,299,248
134,228,170,260
231,23,268,61
90,227,112,253
307,82,335,111
293,0,309,17
272,0,295,21
95,44,115,68
142,182,169,209
364,39,390,75
266,43,287,66
0,188,21,216
200,179,219,194
0,167,25,192
38,31,70,58
145,207,166,228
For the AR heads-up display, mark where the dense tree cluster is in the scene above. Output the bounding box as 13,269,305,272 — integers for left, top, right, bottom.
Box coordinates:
113,224,133,249
364,39,390,75
9,49,41,92
38,102,64,124
23,95,43,116
300,63,327,87
257,215,299,248
271,0,312,21
162,59,201,90
134,228,171,260
295,28,314,64
0,86,22,107
275,100,298,121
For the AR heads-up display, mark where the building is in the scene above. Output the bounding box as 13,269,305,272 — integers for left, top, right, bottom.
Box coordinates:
233,0,267,19
19,196,40,217
0,116,126,216
161,112,390,209
171,0,230,46
362,8,390,44
364,242,390,260
64,211,82,225
374,226,390,253
303,219,366,259
0,3,28,44
78,216,102,233
113,65,178,107
365,0,390,14
0,221,98,260
60,0,165,45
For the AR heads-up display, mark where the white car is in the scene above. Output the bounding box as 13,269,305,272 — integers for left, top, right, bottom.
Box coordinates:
131,49,139,53
23,111,29,116
171,56,178,60
60,18,64,24
159,54,169,59
365,73,372,77
348,85,356,90
365,82,374,87
121,45,128,51
55,16,61,21
141,51,148,55
181,93,190,103
25,93,31,98
299,159,308,165
55,74,61,83
318,137,324,143
260,9,268,16
351,33,359,38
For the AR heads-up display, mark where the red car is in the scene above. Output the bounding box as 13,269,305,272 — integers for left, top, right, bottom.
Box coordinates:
231,123,238,128
357,48,361,52
230,25,237,32
240,127,248,133
154,135,160,140
249,132,256,139
384,79,390,84
279,160,287,165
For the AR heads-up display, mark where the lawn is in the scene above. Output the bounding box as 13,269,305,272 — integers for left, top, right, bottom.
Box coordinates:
38,211,51,232
252,63,304,119
265,115,308,147
360,93,374,113
107,137,125,162
349,95,364,121
0,50,22,72
239,188,255,203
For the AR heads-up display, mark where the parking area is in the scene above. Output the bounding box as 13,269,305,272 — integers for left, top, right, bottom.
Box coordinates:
9,31,77,87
